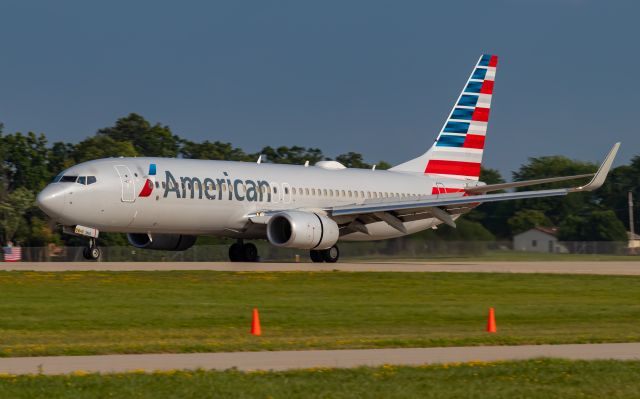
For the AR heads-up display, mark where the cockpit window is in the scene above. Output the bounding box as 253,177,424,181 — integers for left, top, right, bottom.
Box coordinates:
52,173,63,183
60,175,78,183
87,176,97,185
77,176,86,185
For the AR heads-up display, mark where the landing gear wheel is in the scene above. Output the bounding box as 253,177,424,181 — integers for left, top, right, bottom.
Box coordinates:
229,242,244,262
242,243,259,262
322,245,339,263
89,246,101,260
310,250,324,263
83,244,101,260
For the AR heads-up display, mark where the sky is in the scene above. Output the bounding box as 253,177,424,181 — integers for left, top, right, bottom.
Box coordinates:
1,0,638,178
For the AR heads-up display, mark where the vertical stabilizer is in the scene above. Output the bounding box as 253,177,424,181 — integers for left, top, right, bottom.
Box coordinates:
390,54,498,180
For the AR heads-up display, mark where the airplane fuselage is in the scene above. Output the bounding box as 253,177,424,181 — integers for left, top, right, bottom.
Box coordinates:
38,157,476,241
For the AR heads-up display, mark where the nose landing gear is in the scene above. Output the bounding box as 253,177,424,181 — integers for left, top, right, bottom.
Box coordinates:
228,240,259,262
83,238,101,260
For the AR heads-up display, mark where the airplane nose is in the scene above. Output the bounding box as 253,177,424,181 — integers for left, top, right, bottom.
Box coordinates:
37,185,67,219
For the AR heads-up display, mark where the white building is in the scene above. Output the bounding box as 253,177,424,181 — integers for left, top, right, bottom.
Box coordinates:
513,227,568,253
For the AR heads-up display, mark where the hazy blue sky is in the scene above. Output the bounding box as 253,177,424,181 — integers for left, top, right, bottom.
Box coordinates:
1,0,638,177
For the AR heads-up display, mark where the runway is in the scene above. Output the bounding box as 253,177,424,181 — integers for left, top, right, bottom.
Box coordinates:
2,261,640,275
1,343,639,375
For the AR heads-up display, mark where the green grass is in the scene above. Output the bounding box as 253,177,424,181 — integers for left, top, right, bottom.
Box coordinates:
2,360,640,398
348,250,640,262
1,271,639,357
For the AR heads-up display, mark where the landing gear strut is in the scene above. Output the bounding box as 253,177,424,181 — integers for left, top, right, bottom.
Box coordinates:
83,238,101,260
310,245,339,263
228,240,259,262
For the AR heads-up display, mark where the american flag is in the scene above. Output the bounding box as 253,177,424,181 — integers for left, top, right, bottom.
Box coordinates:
3,246,22,262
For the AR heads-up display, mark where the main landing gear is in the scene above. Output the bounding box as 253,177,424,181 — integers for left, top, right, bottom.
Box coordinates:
310,245,339,263
229,240,259,262
82,238,101,260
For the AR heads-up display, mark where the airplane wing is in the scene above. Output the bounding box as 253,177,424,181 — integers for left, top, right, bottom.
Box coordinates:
248,143,619,235
329,142,620,233
465,173,594,194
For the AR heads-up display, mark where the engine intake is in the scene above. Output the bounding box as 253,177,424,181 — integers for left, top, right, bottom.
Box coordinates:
266,211,339,250
127,233,197,251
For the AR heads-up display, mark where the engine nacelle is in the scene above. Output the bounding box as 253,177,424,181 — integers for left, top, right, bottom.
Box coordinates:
266,211,339,250
127,233,197,251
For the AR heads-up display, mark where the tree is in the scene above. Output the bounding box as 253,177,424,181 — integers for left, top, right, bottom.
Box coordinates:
479,167,505,185
599,160,640,232
507,210,552,235
465,167,511,237
335,152,370,169
259,146,325,165
180,140,251,161
0,187,36,243
73,135,138,163
49,142,76,173
1,132,51,191
558,210,627,241
512,156,598,225
97,113,180,157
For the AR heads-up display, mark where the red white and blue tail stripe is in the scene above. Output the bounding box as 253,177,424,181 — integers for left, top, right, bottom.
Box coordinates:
391,54,497,181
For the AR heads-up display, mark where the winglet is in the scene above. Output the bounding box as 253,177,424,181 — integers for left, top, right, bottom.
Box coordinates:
570,142,620,192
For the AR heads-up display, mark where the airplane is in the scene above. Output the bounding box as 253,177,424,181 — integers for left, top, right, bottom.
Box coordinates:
36,54,620,263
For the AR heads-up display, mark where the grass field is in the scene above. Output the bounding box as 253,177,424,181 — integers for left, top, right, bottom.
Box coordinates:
348,251,640,262
1,359,639,398
0,271,639,357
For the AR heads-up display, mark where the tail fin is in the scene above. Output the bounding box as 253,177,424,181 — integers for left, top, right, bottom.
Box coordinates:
390,54,498,180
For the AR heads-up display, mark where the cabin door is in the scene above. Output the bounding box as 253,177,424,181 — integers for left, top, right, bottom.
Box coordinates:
114,165,136,202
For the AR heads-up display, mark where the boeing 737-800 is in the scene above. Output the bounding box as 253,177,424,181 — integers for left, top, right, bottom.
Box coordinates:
36,54,620,262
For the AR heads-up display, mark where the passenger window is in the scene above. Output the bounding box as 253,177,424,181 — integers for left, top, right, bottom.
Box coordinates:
292,188,297,195
77,176,86,185
155,181,159,188
87,176,97,185
162,182,166,189
284,187,289,194
341,190,346,197
323,189,327,196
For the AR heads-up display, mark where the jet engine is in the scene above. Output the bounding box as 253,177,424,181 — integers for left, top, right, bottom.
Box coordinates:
266,211,339,250
127,233,197,251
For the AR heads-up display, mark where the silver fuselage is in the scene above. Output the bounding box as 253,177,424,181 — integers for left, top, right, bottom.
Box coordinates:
37,157,478,241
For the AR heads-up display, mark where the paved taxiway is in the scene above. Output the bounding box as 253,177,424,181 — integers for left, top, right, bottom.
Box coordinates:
1,343,639,375
2,261,640,274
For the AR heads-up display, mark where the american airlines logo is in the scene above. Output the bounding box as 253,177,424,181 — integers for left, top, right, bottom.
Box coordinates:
163,170,273,202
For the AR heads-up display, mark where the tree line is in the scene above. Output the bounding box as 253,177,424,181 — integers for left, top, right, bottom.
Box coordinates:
0,113,635,246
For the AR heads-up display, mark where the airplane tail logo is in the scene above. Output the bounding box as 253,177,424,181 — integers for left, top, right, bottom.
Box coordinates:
138,163,157,197
390,54,498,180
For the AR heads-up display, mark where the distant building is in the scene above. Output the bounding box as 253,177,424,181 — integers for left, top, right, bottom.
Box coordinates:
513,227,568,253
628,232,640,251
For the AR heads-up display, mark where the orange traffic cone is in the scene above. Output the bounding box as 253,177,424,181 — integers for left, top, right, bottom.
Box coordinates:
251,308,262,336
486,307,497,333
